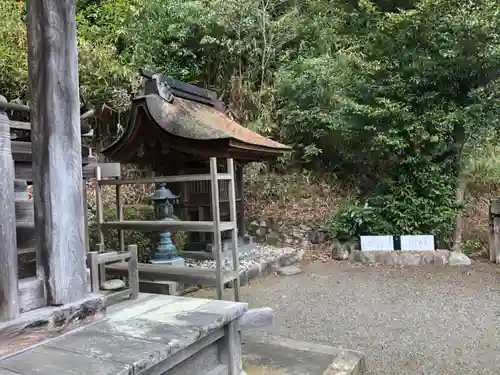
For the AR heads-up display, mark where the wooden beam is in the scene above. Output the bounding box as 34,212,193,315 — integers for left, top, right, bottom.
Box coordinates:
10,141,92,163
82,163,121,180
27,0,87,305
236,164,245,237
106,262,239,286
0,97,20,320
101,220,234,232
227,158,240,302
98,173,232,186
210,158,224,300
19,278,45,313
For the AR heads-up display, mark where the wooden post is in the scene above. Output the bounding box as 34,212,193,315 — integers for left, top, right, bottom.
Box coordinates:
95,167,105,246
27,0,87,305
490,199,500,263
180,169,189,221
116,185,124,252
127,245,139,300
219,320,244,375
236,164,245,237
86,252,100,293
227,159,240,302
0,96,20,320
83,180,90,254
210,157,224,300
97,243,107,288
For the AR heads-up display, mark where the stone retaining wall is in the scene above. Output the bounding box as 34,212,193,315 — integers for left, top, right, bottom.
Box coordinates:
349,250,472,266
247,219,327,247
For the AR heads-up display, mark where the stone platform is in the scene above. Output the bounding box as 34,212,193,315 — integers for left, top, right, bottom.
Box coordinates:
0,294,248,375
242,333,366,375
349,249,472,266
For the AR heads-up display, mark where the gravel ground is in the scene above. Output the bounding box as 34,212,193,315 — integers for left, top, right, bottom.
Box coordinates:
191,260,500,375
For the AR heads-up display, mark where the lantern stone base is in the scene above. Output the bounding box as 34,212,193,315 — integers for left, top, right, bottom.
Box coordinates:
150,257,185,267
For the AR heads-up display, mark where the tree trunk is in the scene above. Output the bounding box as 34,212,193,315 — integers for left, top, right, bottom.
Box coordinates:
451,179,467,253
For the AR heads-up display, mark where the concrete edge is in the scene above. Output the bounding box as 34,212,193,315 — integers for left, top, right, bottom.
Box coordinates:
238,249,304,287
149,248,305,295
242,333,366,375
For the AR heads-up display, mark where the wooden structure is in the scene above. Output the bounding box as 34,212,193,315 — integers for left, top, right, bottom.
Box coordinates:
95,157,242,301
87,244,139,305
0,1,274,372
101,71,291,243
489,198,500,263
0,96,99,320
0,294,274,375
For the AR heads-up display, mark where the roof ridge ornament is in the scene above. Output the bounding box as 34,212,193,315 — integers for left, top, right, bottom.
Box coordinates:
152,74,174,103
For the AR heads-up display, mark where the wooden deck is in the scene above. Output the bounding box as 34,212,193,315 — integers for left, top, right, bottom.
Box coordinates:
0,294,248,375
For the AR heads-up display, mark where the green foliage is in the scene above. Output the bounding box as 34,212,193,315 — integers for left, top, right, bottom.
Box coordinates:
326,200,385,242
4,0,500,244
88,204,187,263
0,1,29,100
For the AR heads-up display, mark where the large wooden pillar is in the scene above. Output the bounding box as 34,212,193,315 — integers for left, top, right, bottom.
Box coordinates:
0,97,20,320
27,0,87,305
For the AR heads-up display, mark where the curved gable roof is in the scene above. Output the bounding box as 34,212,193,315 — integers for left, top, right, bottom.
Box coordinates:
102,73,290,164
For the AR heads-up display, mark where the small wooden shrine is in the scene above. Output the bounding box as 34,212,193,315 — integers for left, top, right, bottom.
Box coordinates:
101,71,290,242
0,1,275,373
92,72,290,302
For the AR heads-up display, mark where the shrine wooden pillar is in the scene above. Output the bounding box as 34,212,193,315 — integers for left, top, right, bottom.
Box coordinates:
27,0,87,305
236,164,245,237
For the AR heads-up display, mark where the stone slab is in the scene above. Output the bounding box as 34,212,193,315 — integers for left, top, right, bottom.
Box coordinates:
108,294,179,321
0,369,21,375
449,251,472,266
242,333,365,375
46,327,171,373
0,294,248,375
151,257,185,266
195,299,247,322
277,266,302,276
349,249,455,266
0,346,131,375
103,318,201,353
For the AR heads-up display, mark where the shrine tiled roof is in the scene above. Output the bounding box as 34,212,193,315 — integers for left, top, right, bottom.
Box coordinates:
102,72,290,164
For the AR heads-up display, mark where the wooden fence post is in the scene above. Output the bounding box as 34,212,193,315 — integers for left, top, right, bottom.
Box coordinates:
489,198,500,263
0,96,20,320
27,0,87,305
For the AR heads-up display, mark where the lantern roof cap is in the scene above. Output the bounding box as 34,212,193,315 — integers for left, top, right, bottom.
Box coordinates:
150,183,179,201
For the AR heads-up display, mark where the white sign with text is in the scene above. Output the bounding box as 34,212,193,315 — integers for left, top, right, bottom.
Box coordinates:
400,235,435,251
360,236,394,251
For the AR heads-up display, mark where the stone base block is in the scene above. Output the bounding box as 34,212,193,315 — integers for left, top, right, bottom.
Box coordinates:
139,280,184,296
150,257,185,266
242,333,366,375
349,250,472,267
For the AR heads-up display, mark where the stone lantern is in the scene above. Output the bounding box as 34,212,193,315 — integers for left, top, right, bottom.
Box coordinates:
150,183,185,266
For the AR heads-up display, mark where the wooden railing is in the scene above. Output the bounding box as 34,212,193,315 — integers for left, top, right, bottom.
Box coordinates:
0,100,95,322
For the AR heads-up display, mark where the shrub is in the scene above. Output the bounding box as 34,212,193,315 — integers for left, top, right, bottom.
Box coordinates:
88,204,187,262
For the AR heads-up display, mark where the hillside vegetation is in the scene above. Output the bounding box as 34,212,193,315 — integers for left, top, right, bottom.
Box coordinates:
3,0,500,253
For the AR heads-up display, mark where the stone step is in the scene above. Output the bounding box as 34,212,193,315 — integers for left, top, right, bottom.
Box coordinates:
241,333,366,375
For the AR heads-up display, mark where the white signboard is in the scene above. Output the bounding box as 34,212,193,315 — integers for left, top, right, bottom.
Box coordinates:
360,236,394,251
400,235,435,251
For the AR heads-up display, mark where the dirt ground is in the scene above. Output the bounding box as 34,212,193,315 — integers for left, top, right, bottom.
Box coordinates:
190,261,500,375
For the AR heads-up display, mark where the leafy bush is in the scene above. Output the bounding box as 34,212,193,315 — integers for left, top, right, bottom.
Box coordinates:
327,171,459,245
88,204,187,263
326,200,384,242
